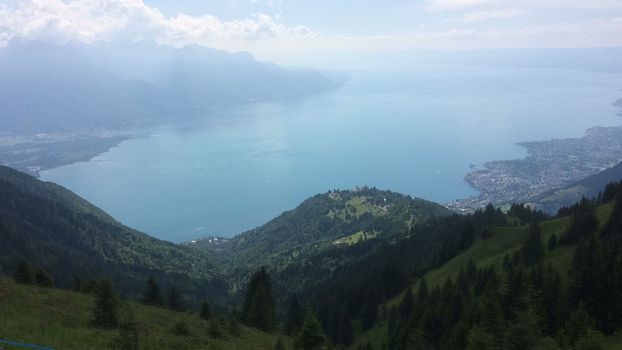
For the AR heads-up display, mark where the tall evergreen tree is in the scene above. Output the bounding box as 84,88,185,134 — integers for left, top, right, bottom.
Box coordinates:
521,223,544,266
13,261,33,284
285,294,304,335
72,276,82,292
241,267,276,331
228,314,241,336
140,277,162,306
199,300,211,320
294,313,326,350
34,268,53,287
601,197,622,239
559,198,598,245
110,305,139,350
274,338,286,350
91,280,119,329
167,286,183,312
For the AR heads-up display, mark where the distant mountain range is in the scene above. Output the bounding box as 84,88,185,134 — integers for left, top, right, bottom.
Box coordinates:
0,41,344,134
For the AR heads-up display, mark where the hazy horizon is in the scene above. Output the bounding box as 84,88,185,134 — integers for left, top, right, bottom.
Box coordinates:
1,0,622,67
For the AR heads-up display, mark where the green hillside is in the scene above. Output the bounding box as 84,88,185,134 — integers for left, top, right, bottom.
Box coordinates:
191,187,451,296
0,165,226,304
0,278,290,350
352,200,622,349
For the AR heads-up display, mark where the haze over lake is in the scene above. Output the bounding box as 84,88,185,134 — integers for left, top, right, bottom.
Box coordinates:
40,65,622,242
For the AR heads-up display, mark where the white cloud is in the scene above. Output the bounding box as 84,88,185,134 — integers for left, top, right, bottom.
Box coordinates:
461,8,525,22
425,0,500,12
426,0,622,12
0,0,315,48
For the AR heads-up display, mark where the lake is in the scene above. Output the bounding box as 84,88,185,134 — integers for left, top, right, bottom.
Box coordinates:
40,65,622,242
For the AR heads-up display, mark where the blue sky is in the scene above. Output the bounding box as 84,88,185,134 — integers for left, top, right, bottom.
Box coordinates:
1,0,621,64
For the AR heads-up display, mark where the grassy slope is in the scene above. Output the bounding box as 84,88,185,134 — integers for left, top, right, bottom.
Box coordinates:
351,203,618,349
0,279,290,350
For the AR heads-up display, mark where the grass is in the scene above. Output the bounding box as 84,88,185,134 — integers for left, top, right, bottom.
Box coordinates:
333,231,378,246
0,279,291,350
327,196,386,221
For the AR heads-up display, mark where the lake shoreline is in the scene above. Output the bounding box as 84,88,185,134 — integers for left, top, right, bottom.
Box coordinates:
0,130,136,177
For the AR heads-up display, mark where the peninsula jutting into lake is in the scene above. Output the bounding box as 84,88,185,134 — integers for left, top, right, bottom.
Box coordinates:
448,125,622,212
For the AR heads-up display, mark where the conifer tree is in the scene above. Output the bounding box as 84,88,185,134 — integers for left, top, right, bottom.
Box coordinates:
228,315,241,336
141,277,162,306
110,305,139,350
521,223,544,266
336,307,354,345
167,286,183,311
199,300,211,320
559,198,598,245
13,261,33,284
72,276,82,292
285,294,304,335
274,338,286,350
34,268,53,287
294,313,326,350
92,280,119,329
547,233,558,251
241,267,276,331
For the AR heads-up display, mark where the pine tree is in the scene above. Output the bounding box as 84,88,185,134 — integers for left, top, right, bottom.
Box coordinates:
274,338,286,350
503,310,541,350
228,315,241,336
359,292,378,331
294,313,326,350
72,276,82,292
34,268,53,287
547,234,558,251
141,277,162,306
13,261,33,284
521,223,544,266
560,305,603,348
241,267,276,331
398,287,414,321
601,197,622,239
336,307,354,345
285,294,304,335
466,326,496,350
559,198,598,245
92,280,119,329
110,305,139,350
167,286,183,311
199,300,211,320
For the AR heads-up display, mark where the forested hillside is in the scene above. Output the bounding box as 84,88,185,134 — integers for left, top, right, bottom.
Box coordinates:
0,166,227,305
347,183,622,350
191,187,451,298
2,164,622,349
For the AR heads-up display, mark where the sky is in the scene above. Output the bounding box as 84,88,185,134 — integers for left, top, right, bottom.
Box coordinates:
1,0,621,64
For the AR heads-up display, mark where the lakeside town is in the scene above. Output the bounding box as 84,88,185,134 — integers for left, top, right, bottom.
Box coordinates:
447,125,622,212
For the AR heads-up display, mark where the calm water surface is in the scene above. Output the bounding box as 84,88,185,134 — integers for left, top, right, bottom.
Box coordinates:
41,66,622,241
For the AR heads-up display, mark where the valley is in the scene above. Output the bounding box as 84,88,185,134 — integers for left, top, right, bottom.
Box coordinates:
2,2,622,349
3,165,622,349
